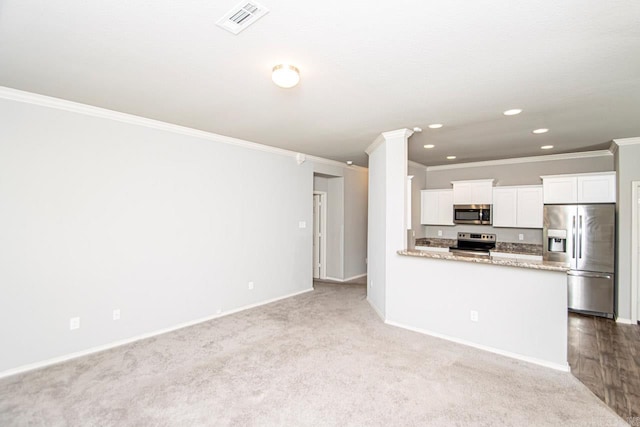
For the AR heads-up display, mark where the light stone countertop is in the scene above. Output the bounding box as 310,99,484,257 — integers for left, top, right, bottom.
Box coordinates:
398,249,569,272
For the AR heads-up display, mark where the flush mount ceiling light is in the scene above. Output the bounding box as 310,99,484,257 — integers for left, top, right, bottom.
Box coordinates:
428,123,443,129
272,64,300,88
541,145,554,150
446,155,456,160
533,128,549,134
503,109,522,116
423,144,435,149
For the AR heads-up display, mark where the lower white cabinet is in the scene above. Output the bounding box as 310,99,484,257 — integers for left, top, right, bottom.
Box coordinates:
492,185,543,228
421,189,454,225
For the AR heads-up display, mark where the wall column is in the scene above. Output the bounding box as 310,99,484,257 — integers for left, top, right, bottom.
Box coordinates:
365,129,412,319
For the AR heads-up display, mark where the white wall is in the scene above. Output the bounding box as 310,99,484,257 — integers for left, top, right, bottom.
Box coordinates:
366,142,387,316
614,138,640,321
387,256,568,369
0,94,314,373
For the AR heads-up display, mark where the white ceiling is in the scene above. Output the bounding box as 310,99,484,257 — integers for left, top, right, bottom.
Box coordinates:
1,0,639,166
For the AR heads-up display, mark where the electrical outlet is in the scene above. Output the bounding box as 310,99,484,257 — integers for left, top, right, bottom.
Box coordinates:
370,280,373,288
518,233,524,241
112,309,121,321
438,230,443,237
216,308,222,314
248,281,254,290
298,221,306,229
470,310,479,322
69,317,80,330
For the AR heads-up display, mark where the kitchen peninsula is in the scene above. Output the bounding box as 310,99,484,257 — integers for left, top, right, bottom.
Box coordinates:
388,247,570,370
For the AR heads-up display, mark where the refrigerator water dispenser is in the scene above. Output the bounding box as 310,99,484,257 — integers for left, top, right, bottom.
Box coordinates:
547,229,567,253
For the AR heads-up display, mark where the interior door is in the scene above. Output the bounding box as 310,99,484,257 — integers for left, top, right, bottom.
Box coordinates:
577,204,615,273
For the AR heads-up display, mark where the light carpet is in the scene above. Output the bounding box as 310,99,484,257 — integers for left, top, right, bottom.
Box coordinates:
0,282,627,426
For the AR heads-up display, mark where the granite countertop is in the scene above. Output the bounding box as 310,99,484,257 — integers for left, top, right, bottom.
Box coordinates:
398,249,569,272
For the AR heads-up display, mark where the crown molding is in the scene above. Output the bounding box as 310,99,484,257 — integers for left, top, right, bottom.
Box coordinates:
408,160,428,170
613,137,640,147
366,128,414,155
0,86,367,171
425,150,613,172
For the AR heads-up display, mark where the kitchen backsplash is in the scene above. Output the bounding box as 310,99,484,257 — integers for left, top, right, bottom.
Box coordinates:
421,225,543,245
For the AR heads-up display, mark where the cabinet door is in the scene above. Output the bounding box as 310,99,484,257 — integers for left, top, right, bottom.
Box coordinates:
437,190,454,225
543,177,578,204
577,173,616,203
516,186,543,228
452,183,472,205
421,191,440,225
492,188,517,227
472,181,494,204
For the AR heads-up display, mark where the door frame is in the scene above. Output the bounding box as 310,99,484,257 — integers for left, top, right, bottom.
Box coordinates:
631,181,640,323
313,191,327,280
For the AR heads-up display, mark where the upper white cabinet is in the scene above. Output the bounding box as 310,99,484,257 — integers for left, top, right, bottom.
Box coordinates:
492,185,543,228
452,179,494,205
421,189,454,225
542,172,616,204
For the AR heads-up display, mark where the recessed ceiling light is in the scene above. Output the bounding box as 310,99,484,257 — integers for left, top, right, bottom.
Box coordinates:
503,109,522,116
446,155,456,160
413,127,423,133
346,160,353,165
428,124,443,129
423,144,435,149
272,64,300,88
541,145,554,150
532,128,549,134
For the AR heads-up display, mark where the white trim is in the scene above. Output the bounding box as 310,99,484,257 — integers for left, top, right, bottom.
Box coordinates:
385,319,570,372
632,181,640,324
367,297,386,321
0,288,313,379
408,160,427,170
365,133,386,156
613,137,640,147
0,86,367,172
324,273,366,282
540,171,615,180
616,317,636,325
425,150,612,172
313,191,328,280
365,128,414,155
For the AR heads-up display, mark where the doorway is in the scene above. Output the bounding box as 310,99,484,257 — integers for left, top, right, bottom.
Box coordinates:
313,191,327,279
632,181,640,323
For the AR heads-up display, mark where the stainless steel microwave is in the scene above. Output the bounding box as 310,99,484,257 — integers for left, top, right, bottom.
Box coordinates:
453,204,492,225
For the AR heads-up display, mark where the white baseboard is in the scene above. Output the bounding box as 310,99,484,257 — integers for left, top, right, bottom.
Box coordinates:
323,273,366,283
385,319,570,372
367,298,385,321
616,317,636,325
0,288,314,379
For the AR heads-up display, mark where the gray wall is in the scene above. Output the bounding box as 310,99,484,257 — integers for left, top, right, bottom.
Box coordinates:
425,154,614,188
0,96,314,373
313,165,368,281
343,168,368,279
615,141,640,320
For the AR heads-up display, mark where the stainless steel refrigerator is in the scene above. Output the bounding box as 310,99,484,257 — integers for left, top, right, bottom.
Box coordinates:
543,204,616,318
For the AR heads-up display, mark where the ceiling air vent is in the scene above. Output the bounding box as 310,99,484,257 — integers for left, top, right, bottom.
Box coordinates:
216,1,270,35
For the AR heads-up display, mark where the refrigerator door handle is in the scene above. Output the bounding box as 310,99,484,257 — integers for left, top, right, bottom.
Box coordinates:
578,215,583,259
571,215,576,259
568,271,613,280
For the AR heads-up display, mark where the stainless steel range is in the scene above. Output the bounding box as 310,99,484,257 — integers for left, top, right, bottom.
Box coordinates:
449,232,496,258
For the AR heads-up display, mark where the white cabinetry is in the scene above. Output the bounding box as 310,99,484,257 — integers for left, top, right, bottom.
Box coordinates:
420,189,454,225
541,172,616,204
492,185,543,228
452,179,494,205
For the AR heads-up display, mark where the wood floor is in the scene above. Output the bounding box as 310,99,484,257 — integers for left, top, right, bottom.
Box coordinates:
568,312,640,423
